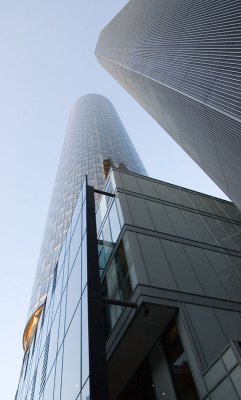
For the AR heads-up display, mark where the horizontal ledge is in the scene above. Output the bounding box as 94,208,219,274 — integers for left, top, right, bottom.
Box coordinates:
94,188,115,197
102,297,137,308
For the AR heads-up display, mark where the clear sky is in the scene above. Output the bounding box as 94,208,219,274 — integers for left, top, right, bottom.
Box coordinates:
0,1,228,399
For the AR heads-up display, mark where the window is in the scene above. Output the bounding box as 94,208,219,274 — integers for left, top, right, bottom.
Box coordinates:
162,322,200,400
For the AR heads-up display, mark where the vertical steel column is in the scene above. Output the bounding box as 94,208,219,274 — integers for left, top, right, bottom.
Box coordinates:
86,184,109,400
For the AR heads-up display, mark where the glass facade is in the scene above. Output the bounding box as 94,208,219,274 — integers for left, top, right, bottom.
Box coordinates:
16,179,90,400
27,94,147,323
16,169,241,400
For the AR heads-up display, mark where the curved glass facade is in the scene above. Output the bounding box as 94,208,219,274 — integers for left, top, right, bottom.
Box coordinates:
28,94,147,320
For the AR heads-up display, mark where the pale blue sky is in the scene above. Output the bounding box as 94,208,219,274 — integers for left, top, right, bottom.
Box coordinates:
0,1,228,399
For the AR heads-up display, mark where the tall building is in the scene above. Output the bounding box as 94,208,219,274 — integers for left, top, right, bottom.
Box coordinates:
96,0,241,210
24,94,147,352
16,168,241,400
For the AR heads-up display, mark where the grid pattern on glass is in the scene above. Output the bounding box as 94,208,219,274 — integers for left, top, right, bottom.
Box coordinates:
95,172,136,336
203,342,241,399
15,179,90,400
102,241,136,336
96,190,124,273
28,94,147,321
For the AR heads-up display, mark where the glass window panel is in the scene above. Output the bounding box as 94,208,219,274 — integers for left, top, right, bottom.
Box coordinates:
204,360,226,390
115,241,134,299
65,256,81,331
46,306,60,378
81,288,89,387
82,200,86,238
52,267,63,320
222,348,237,371
38,308,50,357
45,278,54,316
109,201,121,243
71,205,81,236
115,196,124,227
230,365,241,396
53,345,63,400
62,250,70,292
96,206,102,234
35,351,44,399
211,377,239,400
81,234,87,293
32,324,42,361
102,217,112,243
122,234,138,289
23,356,33,395
68,223,81,278
61,303,81,400
162,322,200,399
58,287,67,350
102,218,113,262
99,196,107,222
65,226,72,252
82,181,86,203
81,378,90,400
43,367,55,400
106,260,121,300
109,171,118,191
98,233,106,272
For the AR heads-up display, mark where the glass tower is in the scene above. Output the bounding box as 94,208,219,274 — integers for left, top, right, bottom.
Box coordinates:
26,94,147,345
96,0,241,210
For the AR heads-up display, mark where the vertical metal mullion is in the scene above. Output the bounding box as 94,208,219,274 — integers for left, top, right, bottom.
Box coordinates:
86,184,108,400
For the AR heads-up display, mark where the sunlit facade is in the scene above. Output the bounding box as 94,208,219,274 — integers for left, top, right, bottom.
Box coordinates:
96,0,241,210
28,94,147,324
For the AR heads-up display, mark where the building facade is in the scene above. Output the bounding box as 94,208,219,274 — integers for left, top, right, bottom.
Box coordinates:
16,169,241,400
96,0,241,210
25,94,147,350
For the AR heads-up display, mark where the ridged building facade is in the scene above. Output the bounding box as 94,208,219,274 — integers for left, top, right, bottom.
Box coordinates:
96,0,241,210
26,94,146,341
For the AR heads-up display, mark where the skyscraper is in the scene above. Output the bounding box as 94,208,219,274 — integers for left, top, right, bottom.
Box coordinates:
25,94,147,351
96,0,241,210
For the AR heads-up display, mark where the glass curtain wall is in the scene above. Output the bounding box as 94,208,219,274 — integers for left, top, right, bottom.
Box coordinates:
16,179,90,400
